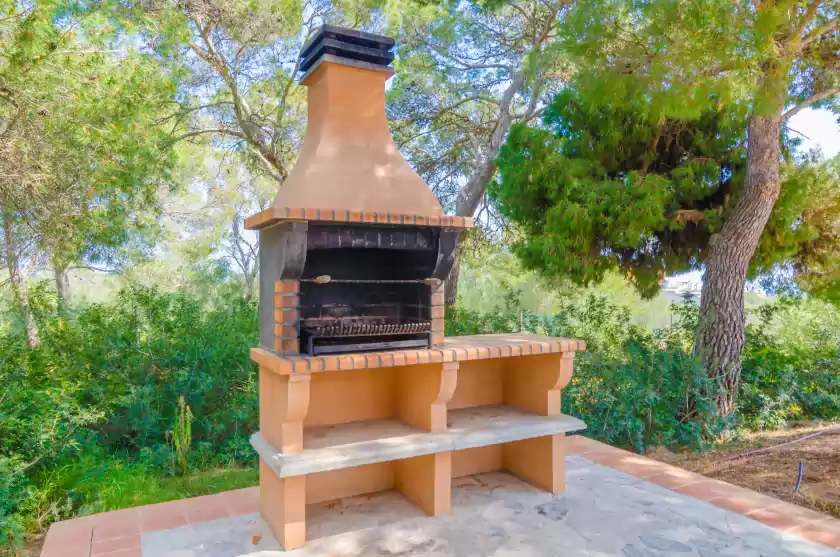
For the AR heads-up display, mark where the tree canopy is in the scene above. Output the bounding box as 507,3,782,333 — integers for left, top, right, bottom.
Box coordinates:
492,87,840,299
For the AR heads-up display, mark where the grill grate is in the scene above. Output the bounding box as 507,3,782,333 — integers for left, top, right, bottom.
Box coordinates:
302,321,430,338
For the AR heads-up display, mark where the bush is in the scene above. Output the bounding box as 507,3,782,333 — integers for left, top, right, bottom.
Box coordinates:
0,285,259,546
3,282,838,551
449,295,730,453
740,298,840,429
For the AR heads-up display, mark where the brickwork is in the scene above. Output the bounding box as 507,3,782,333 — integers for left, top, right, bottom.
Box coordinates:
252,333,588,376
245,206,474,230
274,280,300,354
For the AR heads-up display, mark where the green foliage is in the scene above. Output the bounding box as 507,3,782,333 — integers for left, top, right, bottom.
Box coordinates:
0,286,258,546
492,85,840,299
0,0,179,271
450,295,731,452
168,397,194,477
449,291,839,452
740,298,840,429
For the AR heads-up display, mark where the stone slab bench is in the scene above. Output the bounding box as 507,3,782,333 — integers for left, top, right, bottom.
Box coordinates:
252,405,586,478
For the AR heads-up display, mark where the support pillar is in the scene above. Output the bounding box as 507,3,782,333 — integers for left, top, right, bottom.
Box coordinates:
395,452,452,515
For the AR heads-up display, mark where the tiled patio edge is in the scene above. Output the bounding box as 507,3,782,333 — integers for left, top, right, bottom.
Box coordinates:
566,435,840,550
39,436,840,556
40,487,259,557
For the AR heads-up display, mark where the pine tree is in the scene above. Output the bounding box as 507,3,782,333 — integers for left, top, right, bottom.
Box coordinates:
493,0,840,414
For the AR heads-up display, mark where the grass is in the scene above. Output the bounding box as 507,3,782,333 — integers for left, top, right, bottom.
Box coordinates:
78,465,259,515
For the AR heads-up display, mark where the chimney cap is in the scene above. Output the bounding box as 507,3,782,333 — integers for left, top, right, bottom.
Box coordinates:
299,25,395,77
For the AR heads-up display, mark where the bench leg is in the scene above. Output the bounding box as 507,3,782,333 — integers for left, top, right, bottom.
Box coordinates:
260,461,306,550
503,434,566,495
395,452,451,516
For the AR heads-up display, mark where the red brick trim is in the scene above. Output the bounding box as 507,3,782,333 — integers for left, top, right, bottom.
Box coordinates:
566,435,840,549
245,207,474,230
40,488,259,557
253,333,587,375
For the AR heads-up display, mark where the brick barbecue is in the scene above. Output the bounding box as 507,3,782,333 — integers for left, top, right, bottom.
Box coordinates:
246,24,586,552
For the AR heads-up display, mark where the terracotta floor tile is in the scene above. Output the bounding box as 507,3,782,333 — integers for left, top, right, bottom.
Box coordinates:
594,453,672,479
92,547,142,557
775,501,838,525
91,533,141,556
745,506,807,531
139,500,188,532
141,512,188,532
645,468,706,490
41,526,92,555
46,516,95,535
222,487,260,516
39,545,92,557
675,478,742,502
186,497,230,524
566,436,610,455
789,520,840,549
90,509,141,543
582,446,635,463
708,491,785,516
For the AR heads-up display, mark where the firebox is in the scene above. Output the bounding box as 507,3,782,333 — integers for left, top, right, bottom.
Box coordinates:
245,25,473,356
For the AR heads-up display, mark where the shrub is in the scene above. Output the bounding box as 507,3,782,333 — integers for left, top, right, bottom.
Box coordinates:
0,286,259,547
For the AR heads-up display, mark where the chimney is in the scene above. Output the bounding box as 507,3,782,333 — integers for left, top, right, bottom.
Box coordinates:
270,25,443,217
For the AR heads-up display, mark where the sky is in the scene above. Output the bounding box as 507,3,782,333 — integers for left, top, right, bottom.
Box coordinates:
789,108,840,158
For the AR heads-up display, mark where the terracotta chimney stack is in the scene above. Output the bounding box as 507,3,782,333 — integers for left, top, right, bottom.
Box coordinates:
272,25,443,217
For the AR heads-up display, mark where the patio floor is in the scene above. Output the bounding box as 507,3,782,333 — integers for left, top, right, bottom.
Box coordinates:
41,436,840,557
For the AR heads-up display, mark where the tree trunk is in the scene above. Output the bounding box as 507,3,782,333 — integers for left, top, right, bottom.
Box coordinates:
696,109,784,415
2,210,40,349
444,243,463,305
54,264,71,310
446,70,528,305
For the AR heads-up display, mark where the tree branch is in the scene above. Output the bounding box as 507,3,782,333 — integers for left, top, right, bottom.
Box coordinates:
174,127,246,141
68,265,119,274
783,87,840,121
801,16,839,49
795,0,822,40
420,38,514,73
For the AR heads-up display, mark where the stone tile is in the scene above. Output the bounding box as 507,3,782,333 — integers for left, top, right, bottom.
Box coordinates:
135,461,840,557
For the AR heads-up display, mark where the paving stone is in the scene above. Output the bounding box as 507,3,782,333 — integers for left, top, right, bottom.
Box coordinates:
140,457,840,557
535,500,569,521
638,534,693,552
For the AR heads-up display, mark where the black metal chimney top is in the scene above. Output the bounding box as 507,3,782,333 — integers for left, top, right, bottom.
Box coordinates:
299,24,396,76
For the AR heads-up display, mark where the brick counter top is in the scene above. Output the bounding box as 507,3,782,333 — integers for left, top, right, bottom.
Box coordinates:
251,333,587,375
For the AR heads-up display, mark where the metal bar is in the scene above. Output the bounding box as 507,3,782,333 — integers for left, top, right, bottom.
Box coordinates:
310,338,431,355
299,278,430,284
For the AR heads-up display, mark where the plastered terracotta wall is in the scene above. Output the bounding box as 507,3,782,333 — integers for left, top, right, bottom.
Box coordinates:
305,368,395,427
306,462,395,504
452,446,503,478
449,359,504,409
273,62,444,217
